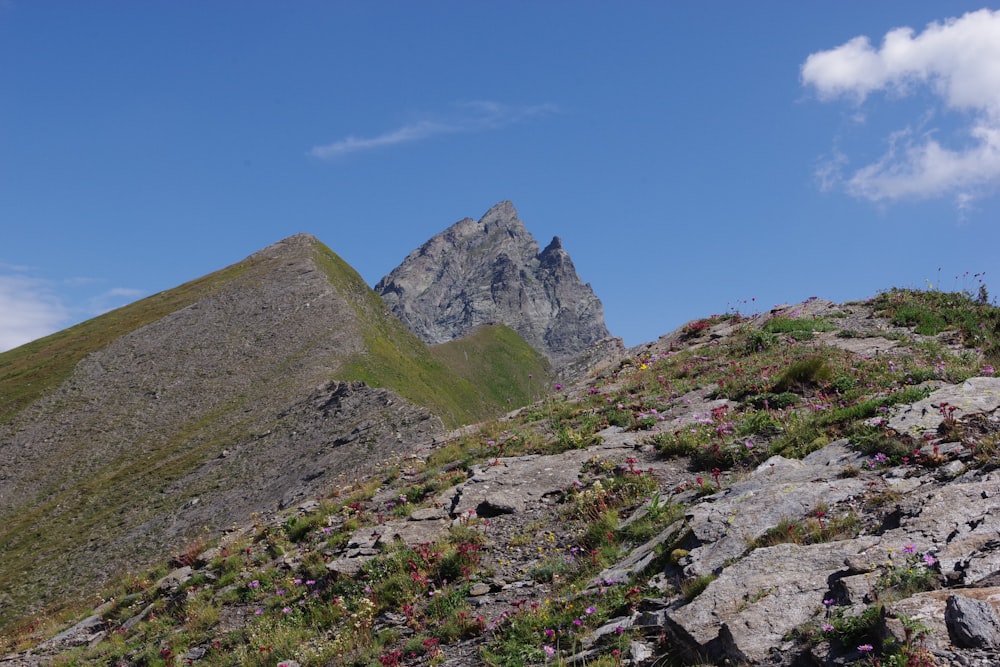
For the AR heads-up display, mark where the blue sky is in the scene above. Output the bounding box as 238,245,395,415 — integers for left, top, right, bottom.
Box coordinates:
3,2,1000,352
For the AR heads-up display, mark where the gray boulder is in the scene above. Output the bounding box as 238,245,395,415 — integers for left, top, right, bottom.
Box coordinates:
668,538,879,664
946,594,1000,648
883,377,1000,437
445,452,591,518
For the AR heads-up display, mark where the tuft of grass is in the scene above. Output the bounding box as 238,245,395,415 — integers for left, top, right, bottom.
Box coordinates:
772,356,832,393
747,508,861,549
872,287,1000,362
680,574,717,601
763,316,836,335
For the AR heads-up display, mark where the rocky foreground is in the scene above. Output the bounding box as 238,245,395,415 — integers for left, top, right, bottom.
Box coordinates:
7,290,1000,666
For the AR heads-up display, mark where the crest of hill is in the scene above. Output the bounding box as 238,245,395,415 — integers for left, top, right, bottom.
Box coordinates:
375,201,621,369
0,233,550,631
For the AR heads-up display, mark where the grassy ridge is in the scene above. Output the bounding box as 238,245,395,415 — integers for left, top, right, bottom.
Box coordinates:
311,244,547,427
0,239,552,632
0,261,252,426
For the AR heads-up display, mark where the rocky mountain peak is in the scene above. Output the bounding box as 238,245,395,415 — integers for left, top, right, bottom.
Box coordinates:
375,202,619,368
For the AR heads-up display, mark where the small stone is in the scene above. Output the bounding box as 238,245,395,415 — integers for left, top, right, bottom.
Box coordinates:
297,500,320,514
630,640,654,662
937,460,967,480
409,507,446,521
468,582,491,597
156,566,193,591
844,557,874,574
185,646,207,660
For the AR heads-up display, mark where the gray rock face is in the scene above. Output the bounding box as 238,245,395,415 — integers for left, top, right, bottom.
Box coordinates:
670,538,880,664
375,201,617,367
946,594,1000,648
882,377,1000,436
682,442,870,577
444,451,592,518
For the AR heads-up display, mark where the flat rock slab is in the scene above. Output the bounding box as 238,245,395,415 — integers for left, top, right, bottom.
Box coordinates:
447,452,592,517
327,515,452,577
590,520,685,588
886,470,1000,586
671,538,879,664
36,614,105,650
885,377,1000,436
816,331,899,356
348,518,450,550
683,441,869,576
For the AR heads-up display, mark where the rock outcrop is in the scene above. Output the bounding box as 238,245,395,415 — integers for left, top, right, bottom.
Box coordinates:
375,201,621,368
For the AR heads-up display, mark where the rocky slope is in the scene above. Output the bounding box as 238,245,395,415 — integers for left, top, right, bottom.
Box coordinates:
0,233,550,633
7,289,1000,667
376,201,622,370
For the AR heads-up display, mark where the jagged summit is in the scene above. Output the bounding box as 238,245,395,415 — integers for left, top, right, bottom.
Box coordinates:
375,201,618,367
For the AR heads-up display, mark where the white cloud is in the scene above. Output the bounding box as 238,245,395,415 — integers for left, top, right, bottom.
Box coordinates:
0,270,145,352
310,120,454,159
0,275,69,352
309,101,557,159
802,9,1000,203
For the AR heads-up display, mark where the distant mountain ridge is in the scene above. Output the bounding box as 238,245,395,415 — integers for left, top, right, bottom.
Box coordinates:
0,231,554,630
375,201,621,368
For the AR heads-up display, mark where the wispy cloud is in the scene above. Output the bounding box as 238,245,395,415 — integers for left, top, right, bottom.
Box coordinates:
309,101,557,159
0,275,69,352
801,8,1000,205
0,270,145,353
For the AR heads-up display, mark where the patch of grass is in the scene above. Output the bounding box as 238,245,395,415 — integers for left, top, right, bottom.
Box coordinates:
429,324,554,409
772,356,833,393
743,329,778,354
680,574,717,601
745,392,799,410
872,287,1000,362
747,508,861,549
763,316,836,335
828,604,884,652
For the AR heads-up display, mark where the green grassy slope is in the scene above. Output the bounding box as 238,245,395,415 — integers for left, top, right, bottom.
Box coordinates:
311,244,548,427
430,324,555,408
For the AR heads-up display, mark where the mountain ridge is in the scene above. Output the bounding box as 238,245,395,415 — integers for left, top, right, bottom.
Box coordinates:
0,229,555,631
375,201,620,369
